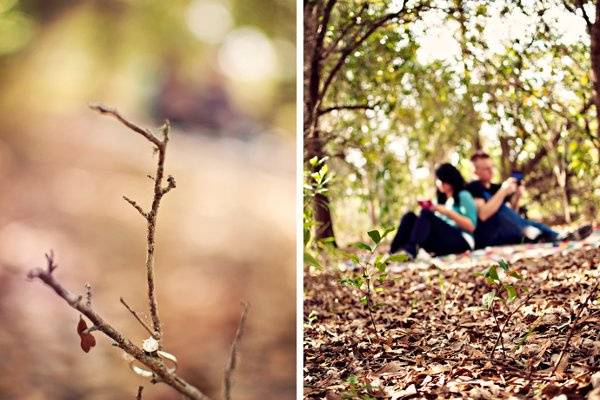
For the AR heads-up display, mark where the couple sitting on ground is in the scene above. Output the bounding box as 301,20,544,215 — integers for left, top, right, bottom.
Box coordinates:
389,151,592,259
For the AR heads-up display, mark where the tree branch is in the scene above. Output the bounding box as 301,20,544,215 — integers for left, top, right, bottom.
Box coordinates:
319,1,417,100
575,0,592,28
223,302,250,400
123,196,148,219
318,102,379,116
91,104,175,341
89,103,162,148
120,297,157,339
27,253,211,400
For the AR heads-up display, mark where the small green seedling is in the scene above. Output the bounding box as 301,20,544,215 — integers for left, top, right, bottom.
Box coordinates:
479,259,530,359
340,226,409,348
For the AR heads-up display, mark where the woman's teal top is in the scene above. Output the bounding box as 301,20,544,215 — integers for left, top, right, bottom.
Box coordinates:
436,190,478,248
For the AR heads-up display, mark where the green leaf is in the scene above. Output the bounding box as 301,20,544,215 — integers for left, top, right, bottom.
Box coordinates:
498,260,510,271
388,253,411,263
508,270,523,280
347,375,358,385
348,253,360,264
381,225,396,239
304,252,320,268
352,242,372,252
482,291,496,309
504,284,517,301
367,229,381,245
484,266,499,283
359,295,369,305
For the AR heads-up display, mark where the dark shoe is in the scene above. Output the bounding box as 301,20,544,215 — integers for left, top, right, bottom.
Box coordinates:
560,224,593,241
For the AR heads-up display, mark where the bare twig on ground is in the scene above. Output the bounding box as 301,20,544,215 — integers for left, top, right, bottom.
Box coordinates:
223,302,250,400
551,282,599,376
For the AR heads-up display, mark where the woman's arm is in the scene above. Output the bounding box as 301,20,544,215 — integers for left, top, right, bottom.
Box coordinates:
434,205,475,232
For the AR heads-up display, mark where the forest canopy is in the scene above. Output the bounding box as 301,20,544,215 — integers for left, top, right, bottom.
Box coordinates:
304,0,599,246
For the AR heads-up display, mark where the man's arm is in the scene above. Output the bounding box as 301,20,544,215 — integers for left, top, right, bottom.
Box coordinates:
476,179,517,221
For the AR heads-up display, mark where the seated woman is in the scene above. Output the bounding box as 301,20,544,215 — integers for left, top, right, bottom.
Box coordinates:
389,163,477,259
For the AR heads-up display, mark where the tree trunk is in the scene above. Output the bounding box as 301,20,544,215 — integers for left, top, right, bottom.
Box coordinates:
499,136,512,179
304,1,337,244
589,2,600,139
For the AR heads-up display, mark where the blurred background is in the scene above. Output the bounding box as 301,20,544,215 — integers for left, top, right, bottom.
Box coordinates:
0,0,295,399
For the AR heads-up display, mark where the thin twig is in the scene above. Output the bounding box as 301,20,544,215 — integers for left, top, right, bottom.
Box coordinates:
123,196,148,219
490,293,532,360
91,103,174,341
27,254,211,400
88,103,162,148
551,282,599,376
136,386,144,400
120,297,157,339
490,302,506,358
362,264,384,353
223,302,250,400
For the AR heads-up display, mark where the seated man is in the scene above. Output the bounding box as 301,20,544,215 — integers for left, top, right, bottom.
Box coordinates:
465,151,591,248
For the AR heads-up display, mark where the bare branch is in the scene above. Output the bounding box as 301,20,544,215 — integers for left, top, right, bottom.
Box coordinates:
576,0,592,28
121,297,157,339
27,253,211,400
223,302,250,400
123,196,148,219
136,386,144,400
92,104,175,341
89,103,162,148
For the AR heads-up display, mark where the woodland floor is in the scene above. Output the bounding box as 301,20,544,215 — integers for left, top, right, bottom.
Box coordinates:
304,245,600,399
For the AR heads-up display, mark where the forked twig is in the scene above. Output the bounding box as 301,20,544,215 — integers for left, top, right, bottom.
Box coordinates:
89,103,174,340
27,254,211,400
28,105,212,400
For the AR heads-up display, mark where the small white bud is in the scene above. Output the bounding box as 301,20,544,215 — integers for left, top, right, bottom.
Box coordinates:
142,337,159,353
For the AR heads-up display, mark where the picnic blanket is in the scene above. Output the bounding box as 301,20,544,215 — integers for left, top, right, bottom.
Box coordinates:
386,228,600,272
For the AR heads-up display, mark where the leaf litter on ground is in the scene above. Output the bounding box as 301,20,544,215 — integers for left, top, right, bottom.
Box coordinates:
304,246,600,399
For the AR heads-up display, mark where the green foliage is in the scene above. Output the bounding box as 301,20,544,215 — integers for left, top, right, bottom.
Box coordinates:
311,0,600,243
480,260,526,308
341,374,378,400
339,226,408,345
480,259,531,358
304,156,333,269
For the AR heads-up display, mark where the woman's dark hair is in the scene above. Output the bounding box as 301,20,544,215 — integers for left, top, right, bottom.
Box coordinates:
435,163,466,206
